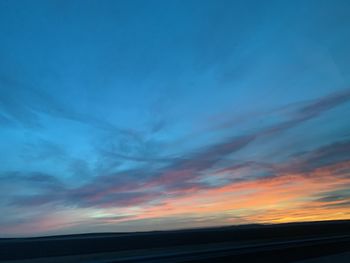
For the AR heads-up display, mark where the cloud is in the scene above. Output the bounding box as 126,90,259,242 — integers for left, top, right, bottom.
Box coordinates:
10,194,61,207
166,135,255,171
297,89,350,119
206,89,350,137
85,90,350,202
130,160,350,225
317,195,348,203
312,188,350,209
1,89,350,235
0,172,65,192
289,140,350,173
0,74,141,141
261,89,350,135
141,90,350,193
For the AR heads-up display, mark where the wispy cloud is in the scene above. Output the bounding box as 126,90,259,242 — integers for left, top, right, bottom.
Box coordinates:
0,75,140,141
2,91,350,226
2,85,350,234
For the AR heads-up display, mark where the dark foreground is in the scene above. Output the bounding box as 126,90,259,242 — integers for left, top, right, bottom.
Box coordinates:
1,220,350,262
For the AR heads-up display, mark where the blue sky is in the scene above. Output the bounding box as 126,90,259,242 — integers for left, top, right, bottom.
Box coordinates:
0,0,350,237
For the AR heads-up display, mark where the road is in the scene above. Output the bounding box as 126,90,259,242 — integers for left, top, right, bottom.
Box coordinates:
1,220,350,262
2,235,350,262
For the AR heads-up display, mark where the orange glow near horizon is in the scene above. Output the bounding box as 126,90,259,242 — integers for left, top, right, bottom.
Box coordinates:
129,160,350,225
1,161,349,237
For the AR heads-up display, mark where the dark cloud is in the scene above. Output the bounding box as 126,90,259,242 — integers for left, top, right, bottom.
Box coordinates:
4,139,350,212
312,187,350,209
0,172,65,192
261,89,350,136
0,172,67,209
5,169,160,209
88,89,350,204
208,89,350,137
10,194,61,207
297,89,350,119
146,90,350,192
317,195,348,203
287,140,350,173
324,200,350,208
2,90,350,214
158,135,256,174
314,188,350,203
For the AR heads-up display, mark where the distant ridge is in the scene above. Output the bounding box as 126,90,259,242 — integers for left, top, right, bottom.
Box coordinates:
1,219,349,240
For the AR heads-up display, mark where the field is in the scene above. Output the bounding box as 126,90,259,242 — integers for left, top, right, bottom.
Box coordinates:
1,220,350,262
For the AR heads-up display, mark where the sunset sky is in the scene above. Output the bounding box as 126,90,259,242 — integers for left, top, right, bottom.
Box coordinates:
0,0,350,237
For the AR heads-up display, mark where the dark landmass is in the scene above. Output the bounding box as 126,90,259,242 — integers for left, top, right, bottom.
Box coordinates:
1,220,350,262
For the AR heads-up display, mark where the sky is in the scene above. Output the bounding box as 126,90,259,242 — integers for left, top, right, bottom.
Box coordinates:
0,0,350,237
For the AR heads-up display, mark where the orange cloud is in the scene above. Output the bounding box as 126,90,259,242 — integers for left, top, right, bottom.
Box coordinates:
129,160,350,225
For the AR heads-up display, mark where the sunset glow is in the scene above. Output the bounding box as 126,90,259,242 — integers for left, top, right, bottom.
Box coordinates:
0,0,349,237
